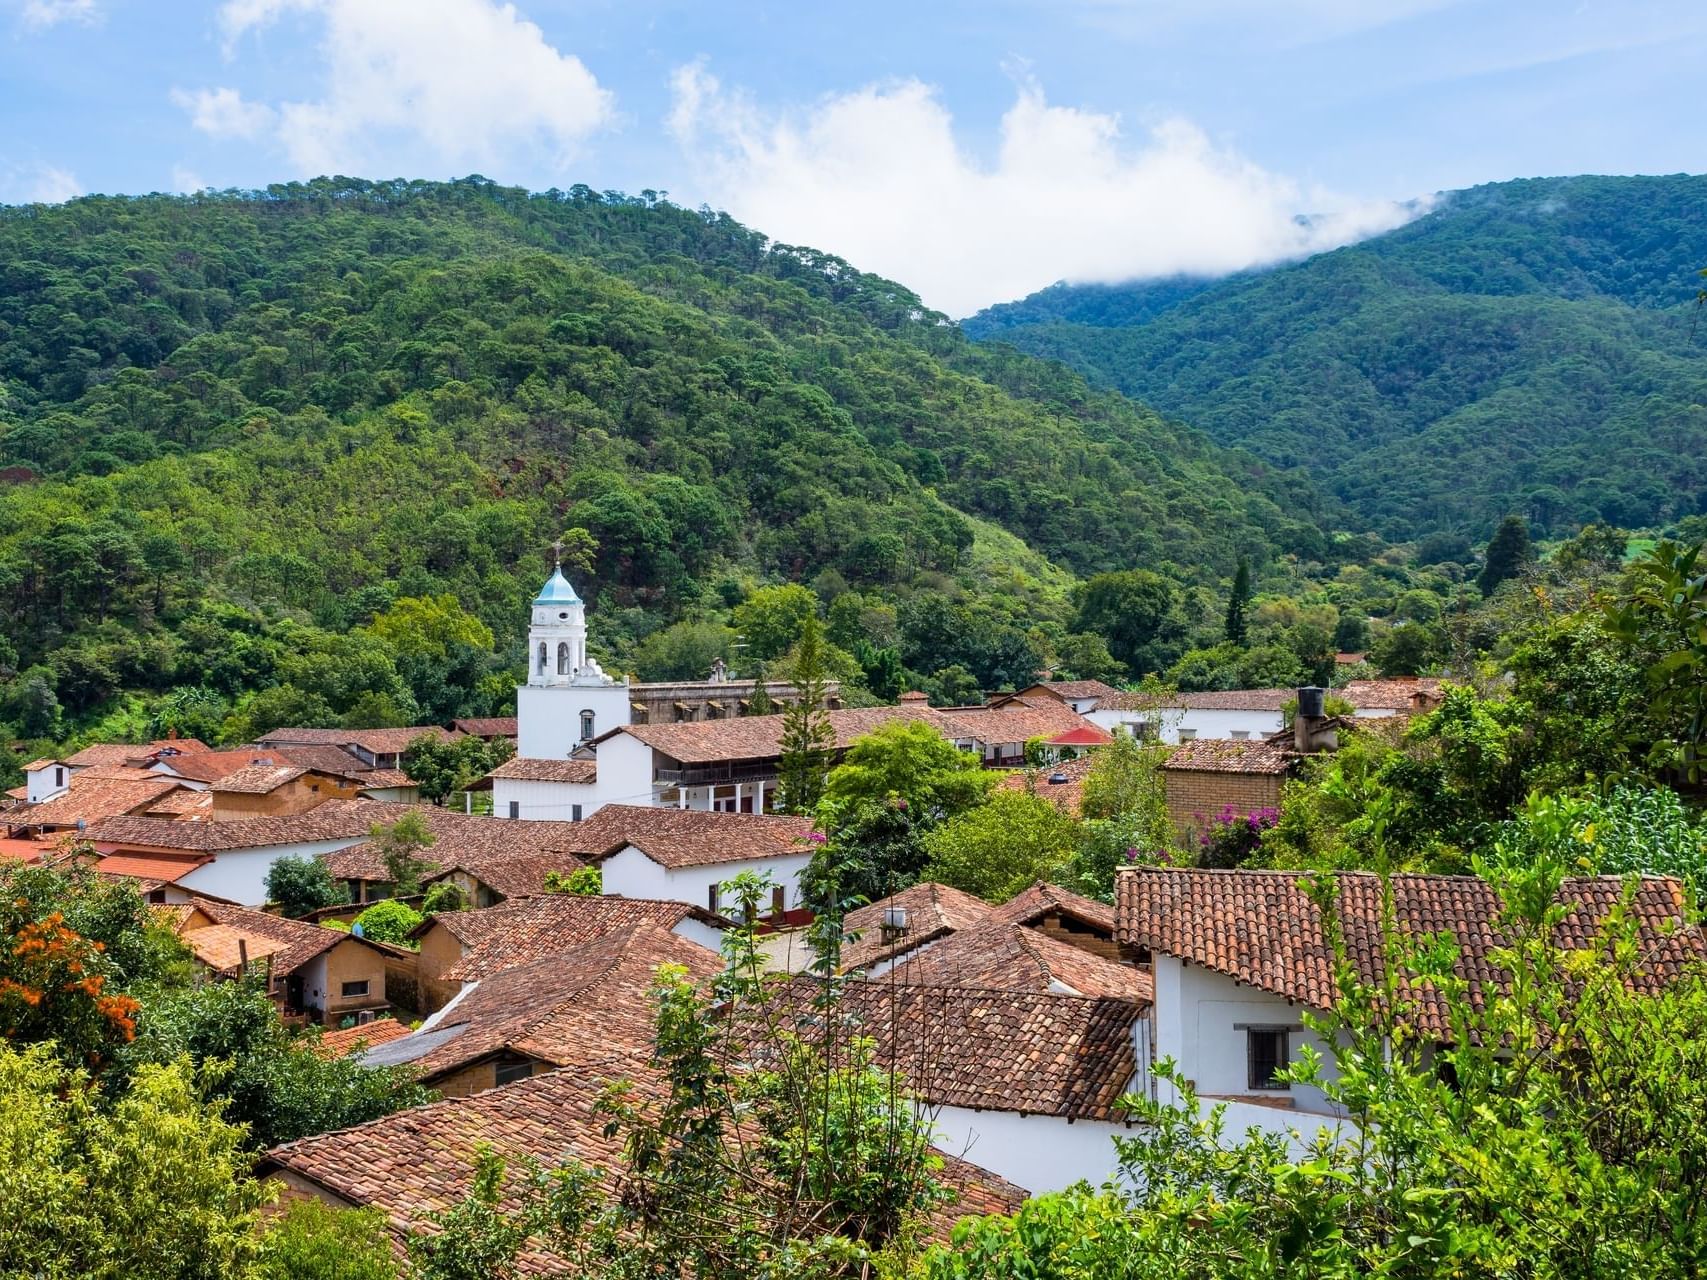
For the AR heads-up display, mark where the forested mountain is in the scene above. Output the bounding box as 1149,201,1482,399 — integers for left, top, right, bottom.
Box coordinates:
966,175,1707,541
0,178,1347,750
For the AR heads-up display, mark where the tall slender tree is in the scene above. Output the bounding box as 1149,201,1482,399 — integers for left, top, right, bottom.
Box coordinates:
777,615,835,814
1224,558,1251,646
1478,514,1534,597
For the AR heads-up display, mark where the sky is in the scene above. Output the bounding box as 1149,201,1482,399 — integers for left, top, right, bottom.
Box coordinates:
2,0,1704,316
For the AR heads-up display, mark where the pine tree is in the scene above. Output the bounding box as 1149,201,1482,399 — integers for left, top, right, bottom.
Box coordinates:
1478,515,1533,597
1224,558,1251,646
777,616,835,814
747,660,774,717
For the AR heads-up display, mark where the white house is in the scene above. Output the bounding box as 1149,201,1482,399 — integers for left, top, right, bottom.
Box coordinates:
86,802,413,905
1113,865,1702,1148
1090,688,1292,744
562,804,818,914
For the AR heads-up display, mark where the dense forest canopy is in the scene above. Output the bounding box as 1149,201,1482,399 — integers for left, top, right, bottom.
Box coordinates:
965,174,1707,542
0,177,1360,754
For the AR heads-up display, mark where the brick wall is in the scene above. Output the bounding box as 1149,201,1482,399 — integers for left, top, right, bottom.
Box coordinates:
1034,914,1122,962
1163,769,1286,845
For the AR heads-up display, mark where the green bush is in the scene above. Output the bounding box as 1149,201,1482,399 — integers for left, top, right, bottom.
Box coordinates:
353,899,424,948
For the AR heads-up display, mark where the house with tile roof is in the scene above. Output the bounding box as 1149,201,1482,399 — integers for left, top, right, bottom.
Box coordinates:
364,925,723,1095
1090,687,1293,744
208,764,363,820
763,978,1147,1194
410,892,728,1011
1113,866,1706,1144
3,771,195,839
258,1060,1024,1264
995,755,1096,817
1002,680,1124,715
165,895,402,1023
321,809,594,907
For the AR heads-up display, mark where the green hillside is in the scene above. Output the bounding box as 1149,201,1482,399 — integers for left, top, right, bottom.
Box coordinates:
0,178,1346,749
966,175,1707,541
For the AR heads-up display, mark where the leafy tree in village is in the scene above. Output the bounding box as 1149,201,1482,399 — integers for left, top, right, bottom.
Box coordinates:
1072,569,1182,677
1052,632,1125,683
353,899,425,948
821,720,992,821
543,865,602,896
258,1200,400,1280
421,880,470,914
920,790,1082,902
403,733,509,806
369,811,437,896
1477,513,1534,597
264,854,347,919
1605,538,1707,781
777,614,836,814
733,584,820,663
0,1044,269,1279
1223,557,1251,646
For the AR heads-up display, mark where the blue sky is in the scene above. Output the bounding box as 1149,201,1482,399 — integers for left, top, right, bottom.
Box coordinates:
3,0,1704,314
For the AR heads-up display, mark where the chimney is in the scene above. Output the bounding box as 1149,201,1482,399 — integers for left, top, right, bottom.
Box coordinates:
1294,686,1333,754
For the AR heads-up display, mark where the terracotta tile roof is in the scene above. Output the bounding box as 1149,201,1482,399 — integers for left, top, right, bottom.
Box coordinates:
182,922,294,971
577,806,816,870
95,850,211,885
65,740,208,768
1023,680,1123,702
940,697,1098,746
314,1016,413,1058
995,756,1095,816
262,1064,1022,1263
0,833,63,863
155,749,293,783
177,896,377,975
839,882,996,973
147,789,215,818
89,798,415,851
1341,678,1445,711
453,717,518,738
1107,688,1294,712
258,726,459,756
70,765,164,782
769,979,1143,1121
484,756,597,784
425,851,587,900
1161,738,1298,775
1047,724,1113,747
21,757,60,772
613,704,944,764
1115,867,1706,1035
385,926,723,1082
985,881,1117,936
357,769,417,790
321,810,597,883
887,922,1152,1002
210,764,309,794
265,744,375,779
420,893,725,981
8,775,189,829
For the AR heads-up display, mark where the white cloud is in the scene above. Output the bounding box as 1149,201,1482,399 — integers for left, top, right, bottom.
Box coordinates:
171,166,208,194
0,164,81,204
170,86,276,140
189,0,613,175
18,0,97,29
669,67,1425,317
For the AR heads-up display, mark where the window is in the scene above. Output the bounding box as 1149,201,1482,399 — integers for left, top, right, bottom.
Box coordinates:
537,642,548,674
508,801,520,819
557,641,571,675
340,980,370,999
1246,1027,1291,1090
1178,729,1198,742
54,766,66,787
708,883,721,913
579,710,595,741
571,804,583,822
495,1058,533,1087
1231,730,1250,741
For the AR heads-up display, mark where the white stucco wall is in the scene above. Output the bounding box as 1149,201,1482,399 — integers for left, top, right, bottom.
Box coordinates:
1090,706,1284,744
492,776,603,822
600,845,812,913
24,763,69,804
931,1106,1136,1195
169,836,366,905
1149,955,1340,1115
516,681,632,759
669,916,728,952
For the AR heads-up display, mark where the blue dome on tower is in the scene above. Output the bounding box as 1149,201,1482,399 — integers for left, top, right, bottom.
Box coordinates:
533,567,582,606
